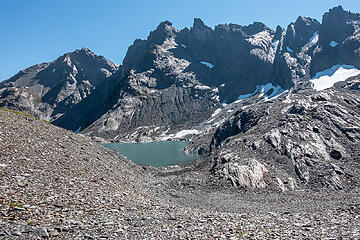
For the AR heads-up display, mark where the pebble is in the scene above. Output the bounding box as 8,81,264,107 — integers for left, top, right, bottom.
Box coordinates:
12,231,22,236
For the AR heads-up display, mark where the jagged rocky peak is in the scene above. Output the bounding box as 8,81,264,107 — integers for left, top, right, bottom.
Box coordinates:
243,22,274,36
122,21,179,74
319,5,360,46
283,16,320,53
274,25,285,42
147,20,178,44
310,6,360,76
191,18,213,40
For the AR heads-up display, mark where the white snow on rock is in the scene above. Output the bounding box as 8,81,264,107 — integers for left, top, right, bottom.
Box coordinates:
311,65,360,91
52,68,56,73
237,83,285,101
330,41,338,47
194,85,211,90
0,163,7,167
174,130,200,138
286,46,293,53
181,44,187,48
161,129,200,140
200,61,214,69
259,83,285,99
211,108,222,118
309,31,319,44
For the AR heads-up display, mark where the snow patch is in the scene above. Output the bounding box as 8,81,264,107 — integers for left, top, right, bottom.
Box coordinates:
174,130,200,138
237,83,286,101
286,47,293,53
220,83,225,87
311,65,360,91
181,44,187,48
52,68,56,73
211,108,222,118
200,61,214,69
330,41,338,48
194,85,211,90
309,31,319,44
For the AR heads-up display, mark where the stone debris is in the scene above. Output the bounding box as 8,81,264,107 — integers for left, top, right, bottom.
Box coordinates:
1,106,360,239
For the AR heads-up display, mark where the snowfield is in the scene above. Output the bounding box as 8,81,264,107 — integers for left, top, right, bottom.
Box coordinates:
311,65,360,91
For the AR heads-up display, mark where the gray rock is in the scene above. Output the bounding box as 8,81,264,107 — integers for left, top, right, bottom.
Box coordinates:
37,227,49,238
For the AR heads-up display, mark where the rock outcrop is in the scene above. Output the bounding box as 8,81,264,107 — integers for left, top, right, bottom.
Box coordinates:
189,75,360,191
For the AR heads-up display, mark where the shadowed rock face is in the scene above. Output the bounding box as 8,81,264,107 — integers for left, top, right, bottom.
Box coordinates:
311,6,360,76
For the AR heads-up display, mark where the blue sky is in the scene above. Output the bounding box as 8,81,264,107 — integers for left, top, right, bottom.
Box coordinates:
1,0,359,81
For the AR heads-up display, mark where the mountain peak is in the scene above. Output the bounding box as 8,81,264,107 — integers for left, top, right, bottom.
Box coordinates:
157,20,173,28
80,47,91,53
147,20,177,44
193,18,206,28
328,5,345,14
322,5,358,23
295,16,320,26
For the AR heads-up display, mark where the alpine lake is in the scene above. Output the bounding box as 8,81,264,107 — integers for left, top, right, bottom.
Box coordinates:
103,141,200,167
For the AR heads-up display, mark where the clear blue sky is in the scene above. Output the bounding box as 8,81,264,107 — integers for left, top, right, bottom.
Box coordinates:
1,0,359,81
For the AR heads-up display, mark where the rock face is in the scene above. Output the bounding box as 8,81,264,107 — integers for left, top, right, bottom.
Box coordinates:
189,75,360,191
311,6,360,75
82,19,289,140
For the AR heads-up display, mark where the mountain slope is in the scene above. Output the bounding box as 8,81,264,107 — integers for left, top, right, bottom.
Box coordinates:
0,48,118,131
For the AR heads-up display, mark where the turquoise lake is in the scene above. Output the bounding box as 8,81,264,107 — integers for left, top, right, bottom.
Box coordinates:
103,141,200,167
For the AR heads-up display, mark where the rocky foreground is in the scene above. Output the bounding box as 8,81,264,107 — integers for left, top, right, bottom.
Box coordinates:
0,108,359,239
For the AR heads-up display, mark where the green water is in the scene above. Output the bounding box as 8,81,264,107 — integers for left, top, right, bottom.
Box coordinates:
103,141,200,167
